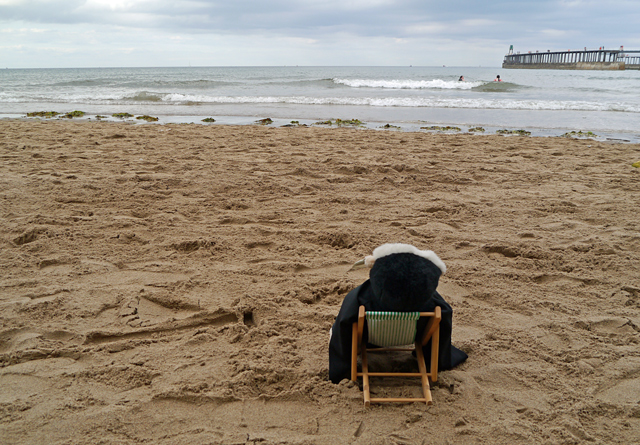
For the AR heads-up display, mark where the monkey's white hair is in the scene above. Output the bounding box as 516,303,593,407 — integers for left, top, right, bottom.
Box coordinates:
363,243,446,274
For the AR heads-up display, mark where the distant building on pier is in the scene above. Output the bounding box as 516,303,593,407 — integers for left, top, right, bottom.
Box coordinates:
503,45,640,70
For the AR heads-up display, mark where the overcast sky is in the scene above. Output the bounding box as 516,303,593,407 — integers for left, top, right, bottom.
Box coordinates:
1,0,639,68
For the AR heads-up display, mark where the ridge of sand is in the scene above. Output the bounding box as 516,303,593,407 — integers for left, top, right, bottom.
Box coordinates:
1,120,639,444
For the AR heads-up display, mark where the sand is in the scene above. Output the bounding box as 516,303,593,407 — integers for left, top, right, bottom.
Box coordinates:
1,119,639,445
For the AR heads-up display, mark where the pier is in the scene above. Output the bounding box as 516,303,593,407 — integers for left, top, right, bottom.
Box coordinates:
502,46,640,70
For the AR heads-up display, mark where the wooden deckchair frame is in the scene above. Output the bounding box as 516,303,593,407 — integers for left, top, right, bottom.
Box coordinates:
351,305,441,406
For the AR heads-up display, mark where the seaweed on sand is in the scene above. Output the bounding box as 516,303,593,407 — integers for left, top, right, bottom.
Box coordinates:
313,118,364,127
281,121,307,127
112,113,134,119
561,130,597,138
136,115,159,122
421,126,461,132
496,129,531,136
63,111,85,118
26,111,60,118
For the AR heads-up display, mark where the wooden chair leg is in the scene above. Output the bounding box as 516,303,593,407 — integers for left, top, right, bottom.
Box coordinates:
361,347,371,407
430,326,440,383
351,323,358,381
415,342,433,405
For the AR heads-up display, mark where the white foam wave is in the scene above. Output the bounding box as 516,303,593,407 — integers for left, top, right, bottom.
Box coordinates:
155,94,639,113
2,91,638,113
333,78,483,90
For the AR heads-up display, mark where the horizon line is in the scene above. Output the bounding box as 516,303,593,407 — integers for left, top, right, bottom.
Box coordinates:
2,65,502,70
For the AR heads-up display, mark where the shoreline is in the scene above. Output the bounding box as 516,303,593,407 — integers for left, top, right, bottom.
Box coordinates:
3,66,639,145
2,112,639,143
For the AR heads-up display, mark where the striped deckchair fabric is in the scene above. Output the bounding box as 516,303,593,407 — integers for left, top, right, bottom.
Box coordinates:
365,311,420,347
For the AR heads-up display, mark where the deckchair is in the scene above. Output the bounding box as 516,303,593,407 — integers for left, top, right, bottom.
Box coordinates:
351,305,441,406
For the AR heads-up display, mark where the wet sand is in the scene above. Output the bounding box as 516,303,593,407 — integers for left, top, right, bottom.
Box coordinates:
1,120,639,444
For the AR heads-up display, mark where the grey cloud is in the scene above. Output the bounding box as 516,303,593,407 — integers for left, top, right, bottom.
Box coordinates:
2,0,638,67
0,1,594,33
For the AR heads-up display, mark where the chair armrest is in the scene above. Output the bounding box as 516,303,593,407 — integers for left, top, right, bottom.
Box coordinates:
357,305,365,344
421,306,441,346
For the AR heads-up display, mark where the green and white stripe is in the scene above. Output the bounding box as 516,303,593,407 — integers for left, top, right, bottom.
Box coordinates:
366,311,420,347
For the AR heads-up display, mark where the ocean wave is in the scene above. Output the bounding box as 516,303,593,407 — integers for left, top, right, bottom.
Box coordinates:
136,79,236,88
126,91,163,102
49,78,235,89
471,82,520,92
150,94,640,113
262,78,337,88
52,78,115,87
2,91,638,113
332,78,484,90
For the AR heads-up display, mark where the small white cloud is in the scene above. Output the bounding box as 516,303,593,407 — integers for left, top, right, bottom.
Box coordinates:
540,28,569,37
84,0,150,11
458,18,500,28
282,36,318,45
306,0,395,9
405,23,449,35
560,0,588,7
0,27,49,33
342,0,395,8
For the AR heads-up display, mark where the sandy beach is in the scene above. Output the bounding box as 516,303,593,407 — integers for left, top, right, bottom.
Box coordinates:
1,119,639,444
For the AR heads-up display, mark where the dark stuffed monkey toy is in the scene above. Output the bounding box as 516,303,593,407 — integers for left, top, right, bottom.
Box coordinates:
328,243,468,384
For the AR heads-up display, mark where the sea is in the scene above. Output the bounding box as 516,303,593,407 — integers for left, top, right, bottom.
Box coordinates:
1,66,639,142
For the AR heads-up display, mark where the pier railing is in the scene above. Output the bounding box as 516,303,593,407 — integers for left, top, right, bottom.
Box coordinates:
503,49,640,70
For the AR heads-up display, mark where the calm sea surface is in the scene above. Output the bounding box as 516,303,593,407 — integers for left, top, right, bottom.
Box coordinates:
1,66,639,141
